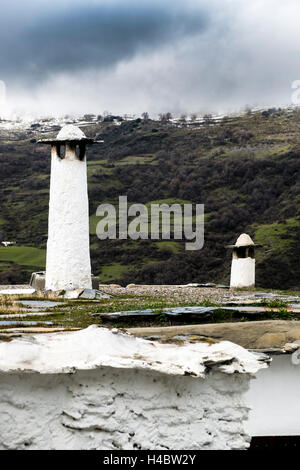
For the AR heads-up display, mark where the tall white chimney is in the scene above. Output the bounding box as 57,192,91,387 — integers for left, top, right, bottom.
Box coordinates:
39,125,93,291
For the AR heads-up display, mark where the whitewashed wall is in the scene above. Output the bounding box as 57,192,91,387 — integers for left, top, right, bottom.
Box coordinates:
0,368,251,450
0,326,267,450
245,354,300,437
230,258,255,288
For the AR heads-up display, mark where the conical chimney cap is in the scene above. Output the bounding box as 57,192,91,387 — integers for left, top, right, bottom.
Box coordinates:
227,233,259,248
235,233,255,247
37,124,94,144
56,125,87,141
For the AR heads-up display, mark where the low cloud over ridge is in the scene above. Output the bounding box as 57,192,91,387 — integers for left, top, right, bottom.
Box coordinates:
1,0,300,117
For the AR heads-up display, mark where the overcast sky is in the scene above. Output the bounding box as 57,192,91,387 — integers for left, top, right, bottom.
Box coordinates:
1,0,300,117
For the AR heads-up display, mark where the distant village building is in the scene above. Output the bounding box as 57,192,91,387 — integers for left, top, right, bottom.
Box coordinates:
1,241,16,247
38,125,94,291
228,233,257,288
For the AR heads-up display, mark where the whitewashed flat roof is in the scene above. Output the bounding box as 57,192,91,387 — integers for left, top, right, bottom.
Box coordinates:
0,325,268,376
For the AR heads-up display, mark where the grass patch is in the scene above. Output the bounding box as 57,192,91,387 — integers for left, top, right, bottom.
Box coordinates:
0,246,46,268
263,299,290,309
116,155,157,165
253,218,300,252
154,241,181,253
99,263,132,283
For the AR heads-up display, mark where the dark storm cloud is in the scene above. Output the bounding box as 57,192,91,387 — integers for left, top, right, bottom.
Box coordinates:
2,0,300,117
0,0,209,83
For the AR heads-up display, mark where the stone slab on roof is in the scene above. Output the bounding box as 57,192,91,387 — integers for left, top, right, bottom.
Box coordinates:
128,320,300,350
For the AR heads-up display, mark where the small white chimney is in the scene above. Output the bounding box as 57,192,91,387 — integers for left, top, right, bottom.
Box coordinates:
228,233,257,288
39,125,94,291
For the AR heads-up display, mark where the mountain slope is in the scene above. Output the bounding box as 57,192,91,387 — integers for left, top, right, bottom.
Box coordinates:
0,108,299,288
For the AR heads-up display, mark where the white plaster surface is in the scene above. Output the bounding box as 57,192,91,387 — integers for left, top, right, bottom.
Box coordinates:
245,354,300,436
0,325,267,376
0,326,266,450
45,143,92,290
235,233,255,247
230,258,255,288
0,368,252,450
56,124,86,140
0,327,268,449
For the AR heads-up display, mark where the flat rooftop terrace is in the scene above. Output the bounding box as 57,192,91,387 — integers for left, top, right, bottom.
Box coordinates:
0,284,299,351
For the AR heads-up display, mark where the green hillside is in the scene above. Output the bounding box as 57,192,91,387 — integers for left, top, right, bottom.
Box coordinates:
0,108,299,288
0,246,45,267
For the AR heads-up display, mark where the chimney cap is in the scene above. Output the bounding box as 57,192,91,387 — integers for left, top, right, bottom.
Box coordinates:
227,233,260,248
37,125,94,144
